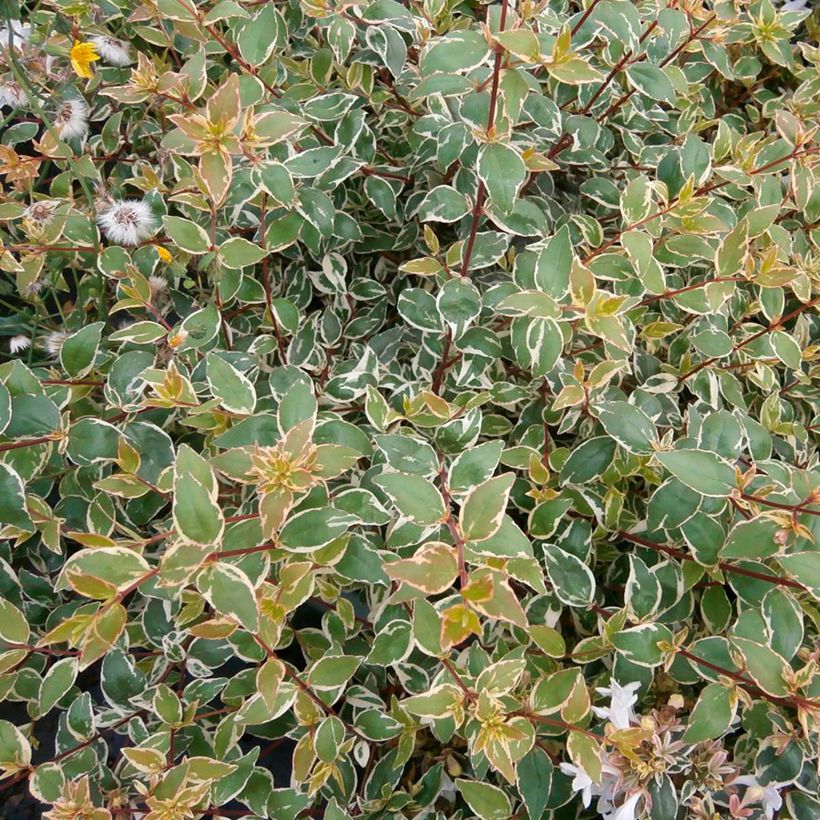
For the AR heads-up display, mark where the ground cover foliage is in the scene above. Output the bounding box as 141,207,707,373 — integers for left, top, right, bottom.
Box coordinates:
0,0,819,817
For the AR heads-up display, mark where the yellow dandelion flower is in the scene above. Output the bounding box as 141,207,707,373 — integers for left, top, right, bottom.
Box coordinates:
70,41,100,79
155,245,172,263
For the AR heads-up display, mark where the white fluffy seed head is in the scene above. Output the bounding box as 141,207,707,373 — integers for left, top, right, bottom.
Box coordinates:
42,330,69,358
25,200,58,226
22,278,44,298
0,79,27,109
54,97,89,140
98,200,157,246
91,35,131,66
8,335,31,355
148,274,168,298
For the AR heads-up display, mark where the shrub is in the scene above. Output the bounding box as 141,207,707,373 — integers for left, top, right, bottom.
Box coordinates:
0,0,819,818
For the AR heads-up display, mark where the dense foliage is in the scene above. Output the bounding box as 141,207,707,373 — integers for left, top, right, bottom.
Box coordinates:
0,0,819,817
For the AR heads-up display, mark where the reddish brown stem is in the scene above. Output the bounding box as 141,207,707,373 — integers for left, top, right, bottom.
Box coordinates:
618,530,808,592
0,435,55,453
678,648,819,712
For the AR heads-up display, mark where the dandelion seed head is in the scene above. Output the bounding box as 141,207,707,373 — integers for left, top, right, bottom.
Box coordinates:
21,278,45,298
98,199,157,246
8,335,31,355
54,97,89,140
25,200,58,226
0,79,27,109
42,330,69,358
90,35,131,66
148,274,168,299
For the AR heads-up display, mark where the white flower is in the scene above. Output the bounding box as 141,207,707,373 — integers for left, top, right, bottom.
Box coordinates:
98,200,157,246
733,776,786,820
0,21,31,52
0,79,27,108
90,35,131,66
41,330,69,358
607,792,642,820
559,761,595,808
8,335,30,355
592,680,641,730
780,0,808,10
54,98,89,140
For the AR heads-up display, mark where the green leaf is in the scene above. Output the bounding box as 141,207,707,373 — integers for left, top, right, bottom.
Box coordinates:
162,216,211,254
510,317,563,377
417,185,470,222
477,143,527,215
547,57,604,84
655,449,736,497
279,507,357,551
731,638,790,697
308,655,360,689
0,720,31,770
721,517,782,560
60,322,103,378
449,441,504,494
560,437,617,484
596,401,658,455
366,619,413,665
456,779,512,820
459,473,514,542
0,382,10,436
543,546,595,608
374,472,446,525
39,657,78,717
197,563,259,632
778,552,820,596
374,434,438,475
626,64,676,104
0,463,33,531
438,278,482,337
219,237,268,269
681,683,735,743
517,746,553,820
534,227,572,298
611,623,673,667
420,30,489,74
173,446,224,545
58,548,151,593
0,599,28,644
278,380,317,432
385,543,457,593
715,221,748,277
206,354,256,414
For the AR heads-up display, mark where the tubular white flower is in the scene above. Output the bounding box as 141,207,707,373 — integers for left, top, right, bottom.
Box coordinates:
606,792,642,820
8,335,31,355
98,200,157,246
559,761,595,808
592,680,641,730
54,98,89,140
733,776,787,820
0,79,27,108
90,35,131,66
